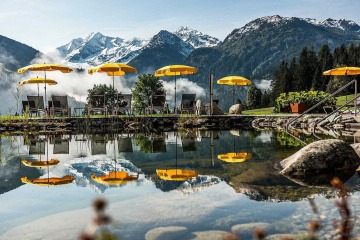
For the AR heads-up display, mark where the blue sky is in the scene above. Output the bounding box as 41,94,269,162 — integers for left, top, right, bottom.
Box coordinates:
0,0,359,52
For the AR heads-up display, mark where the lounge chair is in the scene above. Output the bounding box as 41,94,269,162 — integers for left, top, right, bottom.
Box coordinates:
88,95,108,117
151,95,166,114
26,96,45,117
113,94,132,115
48,95,71,117
91,134,107,155
180,94,196,114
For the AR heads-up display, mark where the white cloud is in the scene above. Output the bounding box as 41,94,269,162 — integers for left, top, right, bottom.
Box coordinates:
255,79,272,91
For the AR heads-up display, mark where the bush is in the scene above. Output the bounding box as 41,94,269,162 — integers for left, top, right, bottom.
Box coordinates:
274,91,336,113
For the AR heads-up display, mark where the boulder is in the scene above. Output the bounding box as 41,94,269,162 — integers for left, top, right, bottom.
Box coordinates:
229,104,242,114
280,139,360,186
145,226,188,240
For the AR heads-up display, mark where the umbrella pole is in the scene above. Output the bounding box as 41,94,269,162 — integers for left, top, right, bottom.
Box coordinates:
232,86,235,105
112,73,115,90
44,70,47,116
37,83,40,117
174,75,177,113
175,132,178,175
356,79,358,116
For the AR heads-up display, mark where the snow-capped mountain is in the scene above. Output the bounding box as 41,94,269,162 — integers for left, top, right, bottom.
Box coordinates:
174,26,221,48
57,32,148,67
56,27,220,68
227,15,360,40
186,15,360,87
128,30,195,73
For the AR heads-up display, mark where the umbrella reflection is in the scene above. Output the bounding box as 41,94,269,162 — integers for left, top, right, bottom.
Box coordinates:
156,169,198,181
21,175,74,186
21,159,59,168
217,152,252,163
91,171,138,186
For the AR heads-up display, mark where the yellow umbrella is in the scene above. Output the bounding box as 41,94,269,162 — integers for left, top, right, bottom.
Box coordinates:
88,63,137,90
323,66,360,76
156,169,198,181
323,66,360,115
21,159,60,168
19,78,58,109
17,64,72,108
91,171,139,186
155,65,198,109
217,152,252,163
217,76,252,104
21,175,75,186
17,63,73,74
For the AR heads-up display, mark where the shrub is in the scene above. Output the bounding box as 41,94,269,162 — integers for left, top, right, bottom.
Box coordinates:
274,91,336,113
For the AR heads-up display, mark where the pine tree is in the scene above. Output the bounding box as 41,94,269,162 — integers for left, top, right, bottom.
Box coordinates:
246,85,262,109
308,46,318,89
295,47,311,91
333,44,348,67
261,90,271,108
270,60,288,102
317,44,333,91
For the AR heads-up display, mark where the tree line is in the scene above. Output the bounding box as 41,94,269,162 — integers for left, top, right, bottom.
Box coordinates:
268,44,360,106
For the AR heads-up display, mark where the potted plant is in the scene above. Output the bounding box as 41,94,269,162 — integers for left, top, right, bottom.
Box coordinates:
288,92,306,114
274,91,336,114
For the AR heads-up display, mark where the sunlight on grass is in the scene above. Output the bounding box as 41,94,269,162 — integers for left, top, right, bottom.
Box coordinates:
242,107,275,115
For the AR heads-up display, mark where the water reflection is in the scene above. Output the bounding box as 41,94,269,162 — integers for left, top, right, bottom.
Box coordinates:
0,130,357,200
2,129,360,239
21,175,75,186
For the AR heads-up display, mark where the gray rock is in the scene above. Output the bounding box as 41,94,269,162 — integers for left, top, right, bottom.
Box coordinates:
265,233,299,240
145,226,188,240
351,143,360,158
280,139,360,186
190,230,230,240
231,222,271,238
229,104,242,114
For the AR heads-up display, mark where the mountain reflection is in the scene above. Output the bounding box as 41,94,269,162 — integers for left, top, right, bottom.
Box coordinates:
0,130,358,201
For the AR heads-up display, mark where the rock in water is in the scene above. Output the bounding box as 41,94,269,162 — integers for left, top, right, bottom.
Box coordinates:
280,139,360,186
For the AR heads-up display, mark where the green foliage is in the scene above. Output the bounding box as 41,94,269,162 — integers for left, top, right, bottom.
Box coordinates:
85,84,119,113
274,91,336,113
132,74,165,114
271,44,360,105
134,133,153,153
275,131,305,147
246,85,262,110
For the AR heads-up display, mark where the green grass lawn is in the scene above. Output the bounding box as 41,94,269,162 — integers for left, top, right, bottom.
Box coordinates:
242,107,275,115
335,93,356,106
242,94,357,115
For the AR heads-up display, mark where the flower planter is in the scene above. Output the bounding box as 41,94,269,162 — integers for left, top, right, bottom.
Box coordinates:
290,102,306,114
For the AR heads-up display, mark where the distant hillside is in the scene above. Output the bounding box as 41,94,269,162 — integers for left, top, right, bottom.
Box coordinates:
128,30,194,73
0,35,39,71
57,27,220,69
186,15,360,87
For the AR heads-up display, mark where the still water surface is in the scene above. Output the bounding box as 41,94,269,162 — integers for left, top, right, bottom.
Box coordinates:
0,130,359,239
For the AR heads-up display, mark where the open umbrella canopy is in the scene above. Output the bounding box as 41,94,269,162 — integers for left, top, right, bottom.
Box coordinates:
217,76,252,86
156,169,198,181
154,65,198,76
91,171,139,186
154,65,198,109
88,62,137,89
17,63,73,74
323,67,360,76
88,63,137,75
217,152,252,163
21,159,60,168
21,175,75,186
19,78,58,86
